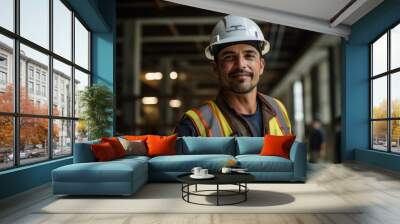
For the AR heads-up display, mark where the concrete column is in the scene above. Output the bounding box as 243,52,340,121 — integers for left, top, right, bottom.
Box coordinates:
121,21,134,133
133,20,142,134
160,58,173,134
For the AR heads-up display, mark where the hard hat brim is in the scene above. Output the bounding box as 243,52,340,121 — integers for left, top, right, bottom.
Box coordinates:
205,39,270,60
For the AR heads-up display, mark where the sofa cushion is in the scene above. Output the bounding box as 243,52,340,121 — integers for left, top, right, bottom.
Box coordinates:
148,154,235,172
53,159,147,183
236,155,293,172
236,137,264,155
101,137,127,158
147,135,177,157
260,135,296,159
118,137,147,156
177,137,235,155
91,142,118,161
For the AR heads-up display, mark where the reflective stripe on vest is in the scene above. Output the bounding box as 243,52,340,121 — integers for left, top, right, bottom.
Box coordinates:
263,97,291,135
185,101,232,137
185,99,290,136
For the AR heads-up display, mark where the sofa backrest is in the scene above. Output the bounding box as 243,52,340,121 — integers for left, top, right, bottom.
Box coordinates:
235,137,264,155
73,139,100,163
177,137,236,155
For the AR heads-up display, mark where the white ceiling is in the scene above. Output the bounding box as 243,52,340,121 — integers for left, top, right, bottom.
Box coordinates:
165,0,384,38
225,0,352,22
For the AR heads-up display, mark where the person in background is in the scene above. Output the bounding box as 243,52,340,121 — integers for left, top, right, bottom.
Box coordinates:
309,119,326,162
174,15,292,137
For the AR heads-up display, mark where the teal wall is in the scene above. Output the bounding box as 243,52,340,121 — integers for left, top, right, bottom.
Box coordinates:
0,0,116,200
343,0,400,171
92,0,116,135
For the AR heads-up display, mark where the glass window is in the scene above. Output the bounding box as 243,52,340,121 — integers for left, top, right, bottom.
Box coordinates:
74,69,89,118
0,116,13,170
20,0,49,49
20,44,49,115
74,17,89,70
391,24,400,70
372,121,388,151
0,35,14,113
53,0,72,60
53,119,72,158
0,0,14,31
0,54,7,67
19,117,49,165
0,0,92,170
372,77,387,119
391,120,400,153
28,81,33,93
28,67,34,79
75,120,88,143
372,33,387,77
371,23,400,154
391,72,400,118
53,59,71,116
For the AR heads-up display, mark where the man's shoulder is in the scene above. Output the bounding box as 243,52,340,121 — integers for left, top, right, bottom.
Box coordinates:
257,92,283,105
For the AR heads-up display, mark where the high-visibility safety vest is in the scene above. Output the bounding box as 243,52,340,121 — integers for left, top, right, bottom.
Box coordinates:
184,93,292,137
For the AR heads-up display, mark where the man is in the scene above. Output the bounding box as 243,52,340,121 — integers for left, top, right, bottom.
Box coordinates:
174,15,292,137
309,119,326,162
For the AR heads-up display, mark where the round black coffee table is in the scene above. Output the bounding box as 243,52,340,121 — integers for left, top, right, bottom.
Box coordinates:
177,173,255,206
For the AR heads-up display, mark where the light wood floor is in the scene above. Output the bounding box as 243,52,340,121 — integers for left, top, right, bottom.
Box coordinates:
1,162,400,224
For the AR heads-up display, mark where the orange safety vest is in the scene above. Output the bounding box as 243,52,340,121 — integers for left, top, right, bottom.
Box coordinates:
184,93,292,137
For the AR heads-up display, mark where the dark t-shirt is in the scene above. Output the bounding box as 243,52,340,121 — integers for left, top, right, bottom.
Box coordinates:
175,102,263,137
309,129,324,150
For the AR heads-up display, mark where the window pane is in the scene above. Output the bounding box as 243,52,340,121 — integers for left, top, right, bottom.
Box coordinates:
391,72,400,118
74,18,89,70
53,59,72,117
20,0,49,49
391,24,400,70
75,120,88,143
0,116,13,170
20,117,49,165
372,77,387,119
74,69,89,118
0,34,14,112
20,44,49,115
372,121,388,151
391,120,400,153
0,0,14,31
372,33,387,76
53,0,72,60
53,119,72,158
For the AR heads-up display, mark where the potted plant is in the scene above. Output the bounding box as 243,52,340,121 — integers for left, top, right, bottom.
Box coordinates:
79,84,113,140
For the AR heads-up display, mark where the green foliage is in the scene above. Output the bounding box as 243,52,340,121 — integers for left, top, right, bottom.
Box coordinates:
79,84,113,140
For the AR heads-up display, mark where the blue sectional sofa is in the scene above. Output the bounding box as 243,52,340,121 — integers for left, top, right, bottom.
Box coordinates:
52,137,307,196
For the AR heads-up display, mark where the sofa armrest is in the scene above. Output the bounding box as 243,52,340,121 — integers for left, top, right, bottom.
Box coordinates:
289,141,307,181
73,140,100,163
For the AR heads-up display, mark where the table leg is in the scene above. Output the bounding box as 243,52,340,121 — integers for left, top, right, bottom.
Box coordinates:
195,184,197,192
217,184,219,206
245,183,247,201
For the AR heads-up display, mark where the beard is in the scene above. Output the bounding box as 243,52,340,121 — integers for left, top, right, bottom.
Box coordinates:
220,69,258,94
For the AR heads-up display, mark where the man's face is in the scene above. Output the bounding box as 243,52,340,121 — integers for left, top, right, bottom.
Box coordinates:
214,43,265,94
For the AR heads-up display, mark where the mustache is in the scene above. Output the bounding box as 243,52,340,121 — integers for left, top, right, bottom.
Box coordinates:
228,69,253,78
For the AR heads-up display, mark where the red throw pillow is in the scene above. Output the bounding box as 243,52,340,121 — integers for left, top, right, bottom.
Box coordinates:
101,137,126,158
260,135,296,159
146,135,177,157
123,135,148,141
91,142,117,161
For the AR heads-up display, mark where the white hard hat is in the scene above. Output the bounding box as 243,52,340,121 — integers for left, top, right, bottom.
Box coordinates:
205,15,270,60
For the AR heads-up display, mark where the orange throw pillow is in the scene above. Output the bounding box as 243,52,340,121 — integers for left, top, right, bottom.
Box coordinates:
101,137,126,158
123,135,148,141
146,135,177,157
91,142,117,161
260,135,296,159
